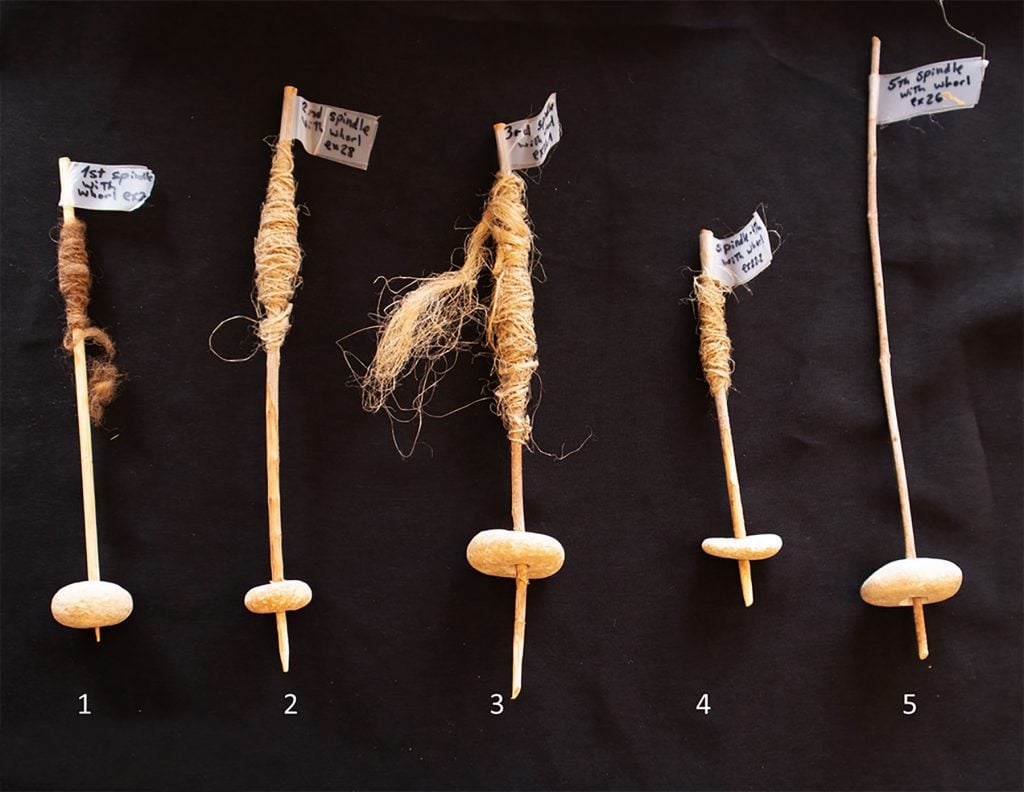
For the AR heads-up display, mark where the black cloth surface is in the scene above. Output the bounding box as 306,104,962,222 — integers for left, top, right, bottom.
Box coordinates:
1,2,1021,790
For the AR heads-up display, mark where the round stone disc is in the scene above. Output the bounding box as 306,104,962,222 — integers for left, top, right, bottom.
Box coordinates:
701,533,783,560
860,557,963,607
51,580,133,629
244,579,312,614
466,529,564,579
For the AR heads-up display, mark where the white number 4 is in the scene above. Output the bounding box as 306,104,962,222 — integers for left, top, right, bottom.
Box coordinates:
696,693,710,715
902,693,916,716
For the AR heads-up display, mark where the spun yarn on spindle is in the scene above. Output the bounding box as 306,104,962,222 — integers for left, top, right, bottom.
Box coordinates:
57,217,120,425
483,173,536,445
361,172,539,445
254,134,303,353
694,272,734,396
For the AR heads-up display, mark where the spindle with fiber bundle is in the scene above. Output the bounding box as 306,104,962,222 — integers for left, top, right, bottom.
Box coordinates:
50,156,135,640
693,217,782,607
360,96,563,699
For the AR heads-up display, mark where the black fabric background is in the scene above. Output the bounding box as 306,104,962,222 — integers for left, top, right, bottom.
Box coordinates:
1,2,1021,790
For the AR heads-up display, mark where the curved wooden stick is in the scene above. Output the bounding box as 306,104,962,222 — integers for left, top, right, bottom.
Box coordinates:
868,36,927,659
59,156,103,643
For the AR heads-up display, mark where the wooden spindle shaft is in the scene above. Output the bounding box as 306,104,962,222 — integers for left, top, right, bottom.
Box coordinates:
868,36,927,659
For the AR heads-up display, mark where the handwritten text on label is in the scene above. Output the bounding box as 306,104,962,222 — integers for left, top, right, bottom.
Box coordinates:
877,57,988,125
502,93,561,170
703,212,773,288
59,163,155,212
290,95,379,170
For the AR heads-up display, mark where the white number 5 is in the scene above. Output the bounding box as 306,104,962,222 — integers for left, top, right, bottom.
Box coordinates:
902,693,916,715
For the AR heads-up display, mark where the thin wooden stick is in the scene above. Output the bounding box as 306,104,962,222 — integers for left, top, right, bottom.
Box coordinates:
493,121,530,698
266,85,298,674
510,441,527,699
868,36,927,659
713,389,753,607
266,347,289,671
60,156,103,643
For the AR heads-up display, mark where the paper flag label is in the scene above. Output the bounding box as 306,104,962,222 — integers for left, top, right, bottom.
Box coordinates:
59,163,155,212
877,56,988,125
291,95,379,170
503,93,561,170
702,212,773,288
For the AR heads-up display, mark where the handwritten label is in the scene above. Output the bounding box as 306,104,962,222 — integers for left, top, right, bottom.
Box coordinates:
59,163,155,212
877,57,988,125
291,95,379,170
502,93,561,170
703,212,773,288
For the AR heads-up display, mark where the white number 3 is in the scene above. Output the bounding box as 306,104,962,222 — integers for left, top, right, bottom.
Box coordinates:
490,693,504,715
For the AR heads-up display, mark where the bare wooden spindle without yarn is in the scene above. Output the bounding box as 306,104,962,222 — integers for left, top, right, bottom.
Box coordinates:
862,37,962,659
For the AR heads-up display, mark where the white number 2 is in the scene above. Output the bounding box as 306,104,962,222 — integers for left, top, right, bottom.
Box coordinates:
696,693,710,715
284,693,298,715
902,693,916,716
490,693,504,715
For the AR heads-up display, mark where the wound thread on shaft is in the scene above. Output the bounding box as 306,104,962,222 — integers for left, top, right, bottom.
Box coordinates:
485,173,536,445
57,217,120,424
254,136,303,351
694,272,734,396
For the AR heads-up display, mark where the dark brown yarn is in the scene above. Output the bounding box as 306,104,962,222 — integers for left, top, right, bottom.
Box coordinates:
57,217,120,424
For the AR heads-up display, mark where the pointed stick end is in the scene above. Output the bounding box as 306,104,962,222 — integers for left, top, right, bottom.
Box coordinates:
912,598,928,661
739,560,754,607
94,627,102,643
276,611,290,673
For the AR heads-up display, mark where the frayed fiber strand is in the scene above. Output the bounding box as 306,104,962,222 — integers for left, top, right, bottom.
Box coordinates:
254,135,303,352
362,172,538,444
57,217,120,424
694,272,733,396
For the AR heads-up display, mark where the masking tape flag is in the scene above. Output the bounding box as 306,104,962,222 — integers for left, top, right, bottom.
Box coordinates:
876,56,988,125
58,163,155,212
291,94,380,170
503,93,561,170
702,211,773,288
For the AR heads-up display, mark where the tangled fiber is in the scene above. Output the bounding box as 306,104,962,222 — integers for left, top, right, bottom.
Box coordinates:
362,172,538,444
57,217,120,424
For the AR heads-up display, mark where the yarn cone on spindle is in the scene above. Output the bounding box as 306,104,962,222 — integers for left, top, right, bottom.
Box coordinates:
243,86,313,673
694,229,781,607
